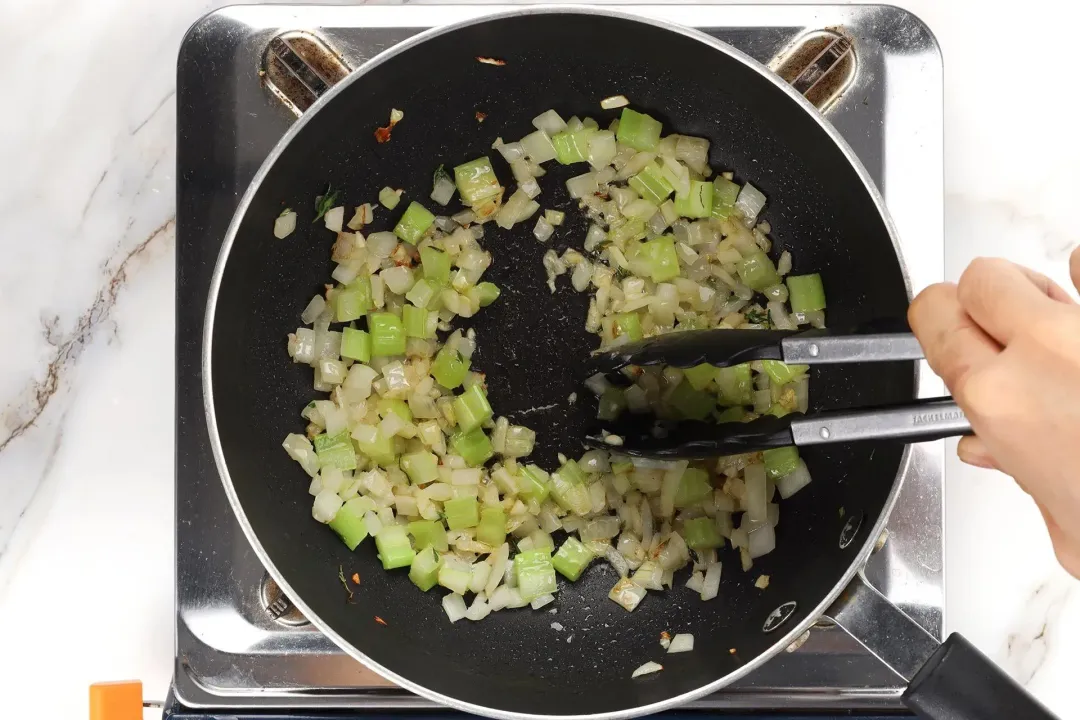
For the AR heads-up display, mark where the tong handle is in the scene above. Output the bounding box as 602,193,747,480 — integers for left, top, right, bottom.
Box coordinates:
585,328,925,377
791,397,971,447
782,332,924,365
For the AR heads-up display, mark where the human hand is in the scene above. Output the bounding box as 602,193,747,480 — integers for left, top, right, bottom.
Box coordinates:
909,248,1080,579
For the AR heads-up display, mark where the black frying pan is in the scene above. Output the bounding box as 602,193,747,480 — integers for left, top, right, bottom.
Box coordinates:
203,8,1053,720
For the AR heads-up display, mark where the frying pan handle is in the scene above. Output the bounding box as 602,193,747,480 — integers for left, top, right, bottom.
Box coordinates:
825,572,1059,720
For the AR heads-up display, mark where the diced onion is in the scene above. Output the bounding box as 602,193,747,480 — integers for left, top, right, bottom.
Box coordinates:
274,211,297,238
312,490,342,522
530,593,555,610
632,661,663,678
701,562,722,601
777,460,812,499
735,183,767,226
747,523,776,559
566,172,599,200
431,175,456,206
324,206,344,232
667,633,695,653
532,109,567,135
609,578,647,611
300,295,327,325
534,216,554,243
442,593,468,623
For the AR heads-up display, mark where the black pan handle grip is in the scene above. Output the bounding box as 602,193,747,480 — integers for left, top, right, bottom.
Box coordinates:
903,633,1059,720
827,572,1060,720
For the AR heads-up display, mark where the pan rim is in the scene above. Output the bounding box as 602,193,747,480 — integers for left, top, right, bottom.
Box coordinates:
201,5,917,718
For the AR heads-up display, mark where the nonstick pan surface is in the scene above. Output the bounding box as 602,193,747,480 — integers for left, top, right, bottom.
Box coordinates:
205,8,914,718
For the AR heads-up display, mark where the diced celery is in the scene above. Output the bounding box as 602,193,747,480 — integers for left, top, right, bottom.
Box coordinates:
609,218,647,246
668,379,715,421
405,279,437,309
431,346,469,389
614,312,643,341
401,451,439,485
628,162,673,205
379,186,402,210
354,429,396,466
715,406,747,424
378,397,413,423
375,525,415,570
550,460,591,515
503,425,535,458
394,201,435,244
518,464,551,502
420,246,451,287
764,446,801,479
475,282,500,307
402,304,431,339
786,273,827,313
343,496,375,518
557,458,587,485
334,286,369,322
716,364,753,406
761,360,808,387
317,444,356,470
408,519,449,552
736,251,781,292
438,559,473,594
711,177,740,218
453,384,493,432
314,429,350,453
682,516,723,550
444,496,480,530
369,312,406,356
328,508,368,550
340,327,371,362
616,108,662,151
476,507,507,547
450,427,493,467
314,430,357,471
514,549,557,601
674,468,712,508
409,546,441,591
683,363,717,391
640,235,680,283
454,156,501,206
597,387,627,421
551,129,592,164
673,180,714,219
552,537,593,582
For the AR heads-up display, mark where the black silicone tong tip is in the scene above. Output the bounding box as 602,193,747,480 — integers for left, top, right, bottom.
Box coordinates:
584,413,798,459
584,328,800,376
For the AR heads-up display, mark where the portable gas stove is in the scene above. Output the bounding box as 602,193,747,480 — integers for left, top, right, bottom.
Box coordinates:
172,5,943,717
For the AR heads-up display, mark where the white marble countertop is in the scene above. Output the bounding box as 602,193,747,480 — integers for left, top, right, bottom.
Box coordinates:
1,1,1077,718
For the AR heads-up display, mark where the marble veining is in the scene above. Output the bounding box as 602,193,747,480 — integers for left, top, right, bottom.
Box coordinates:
1003,577,1074,686
0,1,1078,719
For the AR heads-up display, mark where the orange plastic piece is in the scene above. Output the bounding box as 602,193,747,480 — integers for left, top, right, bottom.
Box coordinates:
89,681,143,720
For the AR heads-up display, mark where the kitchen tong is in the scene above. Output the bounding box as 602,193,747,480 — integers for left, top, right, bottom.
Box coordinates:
581,328,973,458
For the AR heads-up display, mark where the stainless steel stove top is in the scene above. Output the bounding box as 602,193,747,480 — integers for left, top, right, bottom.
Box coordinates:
174,4,943,713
